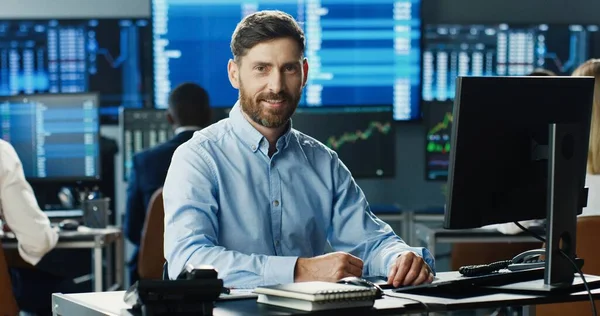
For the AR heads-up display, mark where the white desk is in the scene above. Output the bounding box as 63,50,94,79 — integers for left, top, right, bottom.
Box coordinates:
51,272,600,316
1,226,124,292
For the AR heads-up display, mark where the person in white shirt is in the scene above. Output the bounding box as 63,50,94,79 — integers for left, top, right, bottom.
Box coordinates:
0,139,58,264
574,59,600,217
0,139,59,314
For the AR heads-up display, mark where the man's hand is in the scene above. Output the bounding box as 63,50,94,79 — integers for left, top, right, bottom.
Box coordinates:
387,251,434,287
294,252,364,283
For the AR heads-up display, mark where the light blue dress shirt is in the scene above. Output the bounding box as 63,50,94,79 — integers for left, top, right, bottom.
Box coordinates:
163,102,435,288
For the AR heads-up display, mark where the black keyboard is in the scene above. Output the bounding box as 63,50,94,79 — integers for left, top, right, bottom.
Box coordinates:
392,268,545,297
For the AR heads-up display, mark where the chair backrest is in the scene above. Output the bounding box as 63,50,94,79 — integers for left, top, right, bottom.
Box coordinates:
536,215,600,315
0,238,19,316
137,187,166,280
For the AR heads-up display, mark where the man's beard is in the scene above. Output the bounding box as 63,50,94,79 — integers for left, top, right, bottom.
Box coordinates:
239,81,300,128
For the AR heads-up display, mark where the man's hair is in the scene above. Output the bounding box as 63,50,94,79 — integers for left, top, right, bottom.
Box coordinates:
168,82,211,127
230,10,305,62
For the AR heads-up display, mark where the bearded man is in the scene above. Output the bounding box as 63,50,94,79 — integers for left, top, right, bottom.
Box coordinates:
162,10,435,289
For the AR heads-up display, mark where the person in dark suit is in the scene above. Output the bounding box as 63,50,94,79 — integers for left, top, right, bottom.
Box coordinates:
124,82,211,284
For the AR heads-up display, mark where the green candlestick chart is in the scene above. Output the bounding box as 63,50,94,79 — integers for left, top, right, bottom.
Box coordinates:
326,121,392,150
426,112,452,154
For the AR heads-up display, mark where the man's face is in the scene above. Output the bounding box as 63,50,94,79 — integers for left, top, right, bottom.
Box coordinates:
227,37,309,128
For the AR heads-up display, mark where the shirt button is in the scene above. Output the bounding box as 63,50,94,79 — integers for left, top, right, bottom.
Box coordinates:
273,200,280,207
251,145,257,151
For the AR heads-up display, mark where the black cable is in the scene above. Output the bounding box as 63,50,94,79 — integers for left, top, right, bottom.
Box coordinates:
514,221,546,243
383,293,430,315
514,221,597,316
560,250,597,316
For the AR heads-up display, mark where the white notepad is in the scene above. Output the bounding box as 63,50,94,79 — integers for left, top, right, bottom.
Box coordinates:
254,281,377,311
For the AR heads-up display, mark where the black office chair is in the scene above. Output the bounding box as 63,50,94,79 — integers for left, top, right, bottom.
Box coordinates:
162,262,169,280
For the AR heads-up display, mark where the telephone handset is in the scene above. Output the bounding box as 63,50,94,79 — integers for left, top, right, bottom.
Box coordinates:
508,248,584,272
507,248,546,272
177,263,219,280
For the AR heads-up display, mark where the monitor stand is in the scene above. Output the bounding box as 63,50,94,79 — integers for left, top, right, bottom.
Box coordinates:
503,123,592,293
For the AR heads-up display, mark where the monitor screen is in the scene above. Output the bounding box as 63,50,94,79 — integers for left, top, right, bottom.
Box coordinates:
445,76,593,229
291,107,395,178
0,18,153,123
152,0,422,121
120,109,173,182
422,23,600,101
0,93,101,181
424,101,452,181
120,107,231,181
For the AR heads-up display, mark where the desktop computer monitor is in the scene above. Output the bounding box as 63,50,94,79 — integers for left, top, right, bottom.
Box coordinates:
424,101,453,181
0,93,101,181
445,76,594,287
120,107,232,181
0,18,153,124
291,107,395,178
422,23,600,102
120,108,173,182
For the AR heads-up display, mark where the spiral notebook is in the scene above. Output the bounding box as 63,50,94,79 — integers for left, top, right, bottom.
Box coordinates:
254,281,377,311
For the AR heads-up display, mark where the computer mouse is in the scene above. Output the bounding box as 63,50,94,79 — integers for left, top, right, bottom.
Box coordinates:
58,219,79,231
337,276,383,299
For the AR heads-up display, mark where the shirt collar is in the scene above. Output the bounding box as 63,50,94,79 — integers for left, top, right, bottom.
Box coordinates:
174,126,202,135
230,101,266,152
230,101,294,153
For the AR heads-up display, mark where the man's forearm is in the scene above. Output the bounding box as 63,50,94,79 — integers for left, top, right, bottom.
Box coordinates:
166,236,298,288
363,232,436,277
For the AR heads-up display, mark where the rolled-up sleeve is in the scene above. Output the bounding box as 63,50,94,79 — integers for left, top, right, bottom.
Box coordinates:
326,154,436,277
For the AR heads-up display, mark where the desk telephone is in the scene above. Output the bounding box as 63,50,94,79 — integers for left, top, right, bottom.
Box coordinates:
124,264,223,316
459,248,584,277
508,249,546,271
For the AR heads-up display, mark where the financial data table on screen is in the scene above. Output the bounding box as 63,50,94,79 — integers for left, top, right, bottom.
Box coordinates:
424,101,452,181
120,107,232,181
422,23,600,101
153,0,421,120
0,94,100,180
121,109,173,181
0,18,152,122
291,107,395,178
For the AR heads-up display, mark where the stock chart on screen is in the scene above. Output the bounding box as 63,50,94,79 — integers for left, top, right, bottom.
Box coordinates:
424,101,452,181
0,18,153,123
153,0,422,120
291,106,395,178
422,23,600,101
